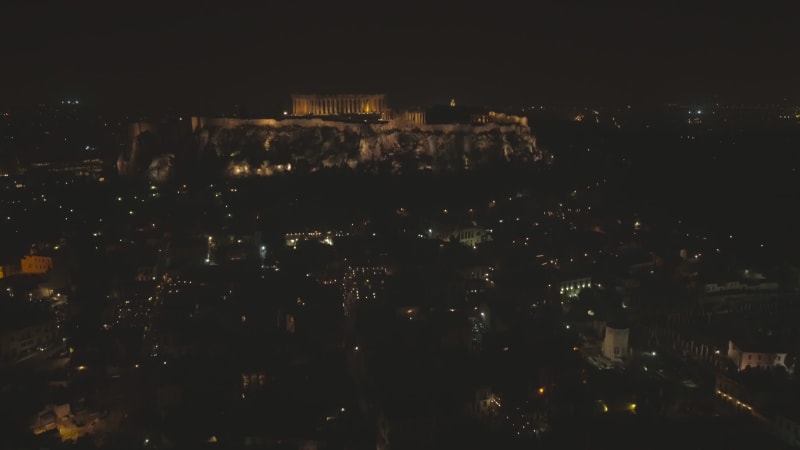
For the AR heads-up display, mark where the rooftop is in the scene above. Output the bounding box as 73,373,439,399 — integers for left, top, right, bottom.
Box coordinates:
731,334,787,354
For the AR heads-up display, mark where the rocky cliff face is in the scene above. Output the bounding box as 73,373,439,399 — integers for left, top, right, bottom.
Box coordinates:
196,119,544,177
121,118,546,181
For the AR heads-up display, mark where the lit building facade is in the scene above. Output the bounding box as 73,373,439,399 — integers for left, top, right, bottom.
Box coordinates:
704,280,779,294
284,230,347,248
560,277,593,298
602,324,629,361
21,255,53,275
342,266,388,317
451,227,491,248
727,339,788,371
292,94,388,118
398,109,426,125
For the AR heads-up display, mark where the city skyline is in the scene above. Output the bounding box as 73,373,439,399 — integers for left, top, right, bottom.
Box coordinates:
2,2,799,113
2,4,800,447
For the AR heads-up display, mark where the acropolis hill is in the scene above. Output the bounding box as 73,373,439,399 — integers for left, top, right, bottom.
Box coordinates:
118,95,545,181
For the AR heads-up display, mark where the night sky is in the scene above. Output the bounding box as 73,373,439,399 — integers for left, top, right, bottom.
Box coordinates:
2,2,798,113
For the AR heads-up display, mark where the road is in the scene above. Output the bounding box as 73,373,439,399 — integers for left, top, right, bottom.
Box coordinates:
0,346,70,387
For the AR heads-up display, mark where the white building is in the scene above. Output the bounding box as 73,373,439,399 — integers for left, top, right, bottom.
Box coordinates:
704,280,779,294
451,227,491,248
727,339,787,371
602,324,629,361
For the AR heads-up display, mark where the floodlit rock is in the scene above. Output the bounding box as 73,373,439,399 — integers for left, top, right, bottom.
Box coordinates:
120,117,547,180
196,119,544,177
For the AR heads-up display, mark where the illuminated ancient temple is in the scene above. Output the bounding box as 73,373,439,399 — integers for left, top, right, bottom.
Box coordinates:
291,94,388,117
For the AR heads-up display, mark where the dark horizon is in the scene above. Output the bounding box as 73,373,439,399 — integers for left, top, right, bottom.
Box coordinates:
2,2,799,114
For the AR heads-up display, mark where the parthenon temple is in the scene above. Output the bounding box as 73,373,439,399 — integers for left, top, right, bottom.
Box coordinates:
291,94,388,117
